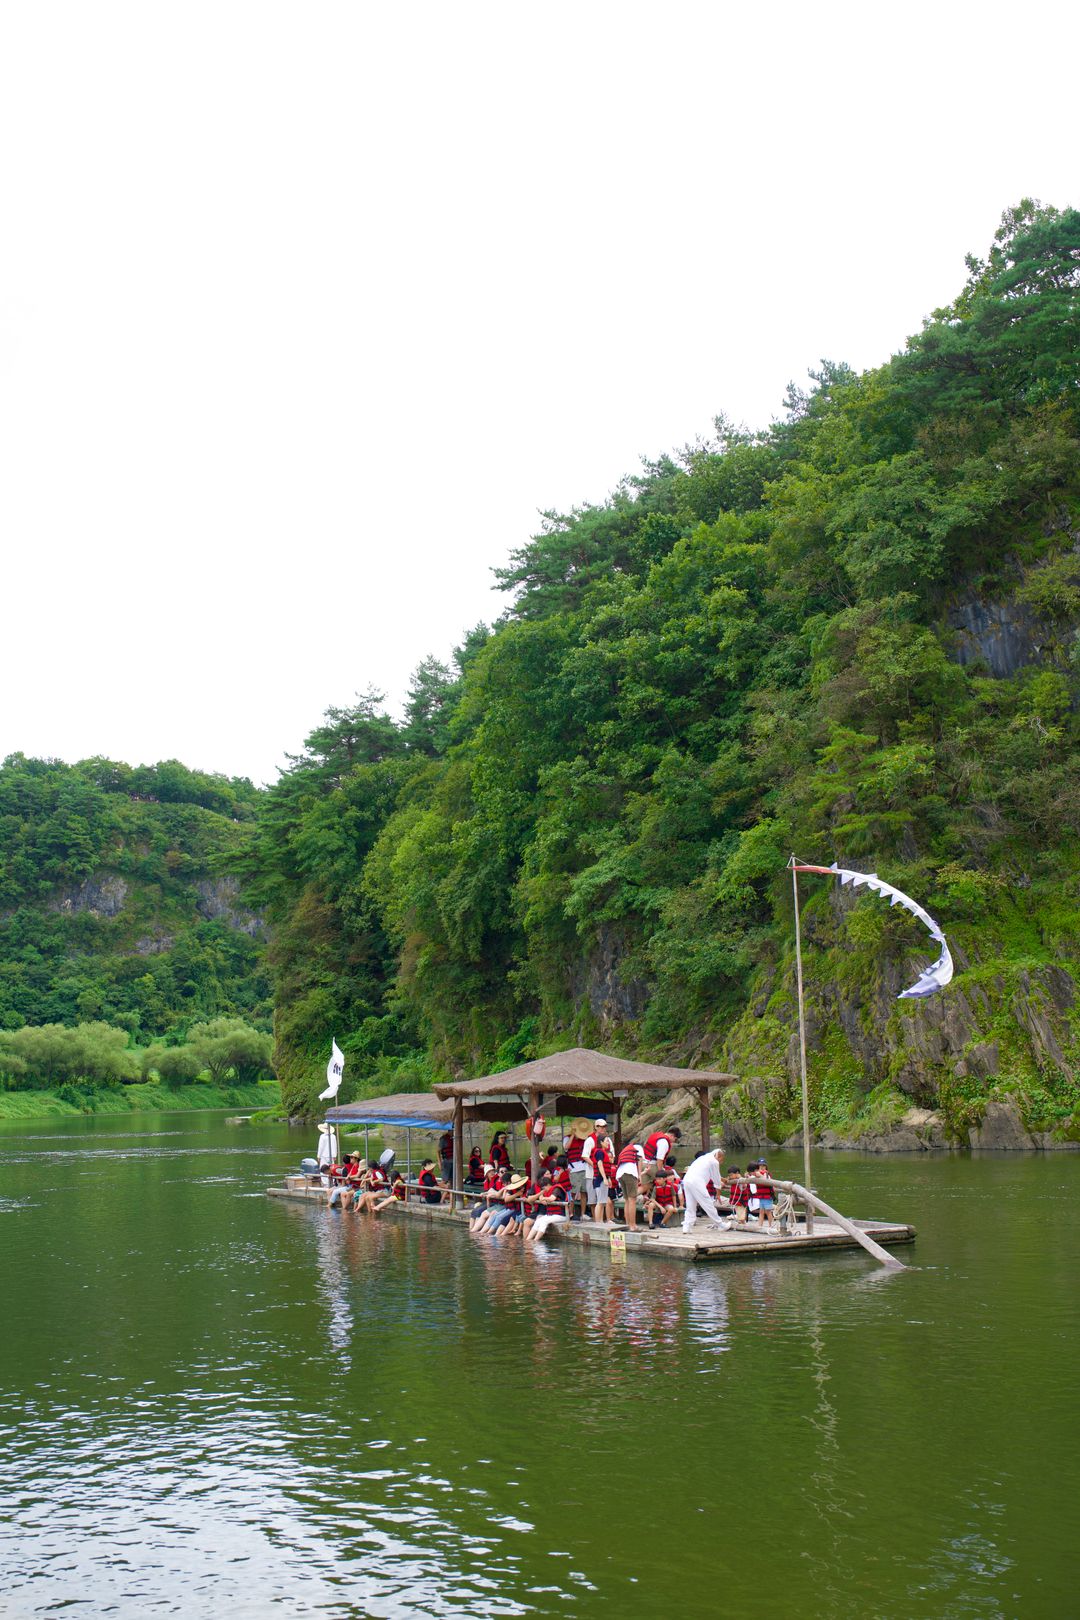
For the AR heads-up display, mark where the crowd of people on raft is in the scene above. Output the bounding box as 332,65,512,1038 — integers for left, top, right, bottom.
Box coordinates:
320,1121,783,1242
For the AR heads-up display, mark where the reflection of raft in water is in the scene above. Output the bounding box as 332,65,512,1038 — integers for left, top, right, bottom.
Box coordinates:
266,1176,915,1267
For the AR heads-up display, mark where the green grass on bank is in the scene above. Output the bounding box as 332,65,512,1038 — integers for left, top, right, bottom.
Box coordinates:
0,1079,281,1121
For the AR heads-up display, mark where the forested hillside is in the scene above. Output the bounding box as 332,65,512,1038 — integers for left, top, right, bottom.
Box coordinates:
0,755,270,1040
236,204,1080,1138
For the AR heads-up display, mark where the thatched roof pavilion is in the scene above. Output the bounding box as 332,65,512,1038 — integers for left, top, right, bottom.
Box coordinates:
322,1049,741,1207
432,1046,736,1105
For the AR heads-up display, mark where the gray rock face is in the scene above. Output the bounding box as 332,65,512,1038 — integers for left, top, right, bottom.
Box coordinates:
948,597,1047,678
194,877,264,938
968,1099,1035,1151
572,925,649,1032
47,874,128,918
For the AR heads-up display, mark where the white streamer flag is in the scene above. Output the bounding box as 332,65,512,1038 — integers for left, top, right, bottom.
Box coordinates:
319,1038,345,1101
797,864,953,999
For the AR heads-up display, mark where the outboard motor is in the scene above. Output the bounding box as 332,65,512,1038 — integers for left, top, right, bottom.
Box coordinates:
379,1148,396,1172
300,1157,320,1181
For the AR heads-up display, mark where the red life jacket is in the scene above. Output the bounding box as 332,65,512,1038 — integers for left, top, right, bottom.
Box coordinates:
565,1136,586,1163
438,1133,453,1159
615,1143,641,1170
653,1179,675,1206
490,1141,511,1169
592,1141,612,1180
553,1168,572,1194
392,1181,405,1201
644,1131,673,1161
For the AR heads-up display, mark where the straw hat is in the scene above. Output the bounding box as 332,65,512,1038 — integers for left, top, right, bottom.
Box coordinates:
506,1173,529,1192
569,1117,594,1137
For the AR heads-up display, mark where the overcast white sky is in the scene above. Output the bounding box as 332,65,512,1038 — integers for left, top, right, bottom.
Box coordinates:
1,1,1076,786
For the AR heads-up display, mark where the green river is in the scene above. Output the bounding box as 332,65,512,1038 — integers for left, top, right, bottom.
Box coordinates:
0,1112,1076,1618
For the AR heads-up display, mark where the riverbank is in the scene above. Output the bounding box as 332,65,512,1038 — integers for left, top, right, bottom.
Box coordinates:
0,1079,281,1121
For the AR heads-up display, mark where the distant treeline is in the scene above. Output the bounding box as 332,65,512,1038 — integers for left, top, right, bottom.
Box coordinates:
237,202,1080,1121
0,1017,274,1100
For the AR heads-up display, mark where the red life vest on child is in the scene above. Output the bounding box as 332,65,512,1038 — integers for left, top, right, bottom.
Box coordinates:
653,1179,675,1206
490,1141,511,1169
615,1144,642,1170
644,1131,674,1161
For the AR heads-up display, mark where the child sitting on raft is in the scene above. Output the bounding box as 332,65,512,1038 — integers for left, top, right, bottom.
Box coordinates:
645,1167,679,1227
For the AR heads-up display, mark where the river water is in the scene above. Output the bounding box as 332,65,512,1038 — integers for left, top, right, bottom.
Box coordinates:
0,1112,1076,1618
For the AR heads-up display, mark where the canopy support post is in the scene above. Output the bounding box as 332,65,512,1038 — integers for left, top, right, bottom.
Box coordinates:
698,1086,710,1153
364,1125,370,1167
529,1090,540,1181
452,1099,463,1212
406,1127,412,1193
790,855,815,1235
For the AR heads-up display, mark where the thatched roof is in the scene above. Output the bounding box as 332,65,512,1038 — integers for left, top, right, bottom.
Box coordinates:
432,1047,736,1101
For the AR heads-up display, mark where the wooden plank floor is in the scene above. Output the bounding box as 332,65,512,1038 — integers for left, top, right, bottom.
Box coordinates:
266,1183,914,1263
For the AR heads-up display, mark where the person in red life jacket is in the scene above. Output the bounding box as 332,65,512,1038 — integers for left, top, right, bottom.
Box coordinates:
340,1153,366,1211
325,1157,348,1208
438,1130,454,1187
598,1131,617,1223
489,1132,512,1173
724,1167,750,1224
417,1159,446,1206
525,1174,570,1243
614,1141,646,1230
466,1147,485,1187
747,1158,776,1228
372,1171,406,1213
562,1125,589,1220
583,1118,613,1224
520,1171,549,1241
645,1167,681,1228
551,1155,573,1198
489,1173,528,1239
352,1162,386,1214
644,1125,682,1165
470,1167,504,1232
537,1145,558,1182
664,1154,685,1211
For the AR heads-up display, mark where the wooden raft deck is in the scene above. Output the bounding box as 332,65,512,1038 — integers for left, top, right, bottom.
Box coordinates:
266,1182,915,1264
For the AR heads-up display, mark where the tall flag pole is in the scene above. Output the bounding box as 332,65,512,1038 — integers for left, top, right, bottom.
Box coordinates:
788,856,814,1233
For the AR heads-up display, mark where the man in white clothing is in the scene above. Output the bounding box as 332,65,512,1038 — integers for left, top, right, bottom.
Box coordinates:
681,1147,728,1234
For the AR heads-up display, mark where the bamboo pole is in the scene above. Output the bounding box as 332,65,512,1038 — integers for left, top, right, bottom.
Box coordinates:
529,1090,540,1181
790,855,815,1236
698,1086,710,1153
452,1099,463,1213
760,1178,906,1270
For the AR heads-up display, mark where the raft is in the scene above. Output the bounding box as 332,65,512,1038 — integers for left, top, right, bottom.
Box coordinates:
266,1179,915,1265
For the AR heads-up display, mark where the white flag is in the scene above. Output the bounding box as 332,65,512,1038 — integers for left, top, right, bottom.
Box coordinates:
319,1038,345,1101
829,865,953,999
